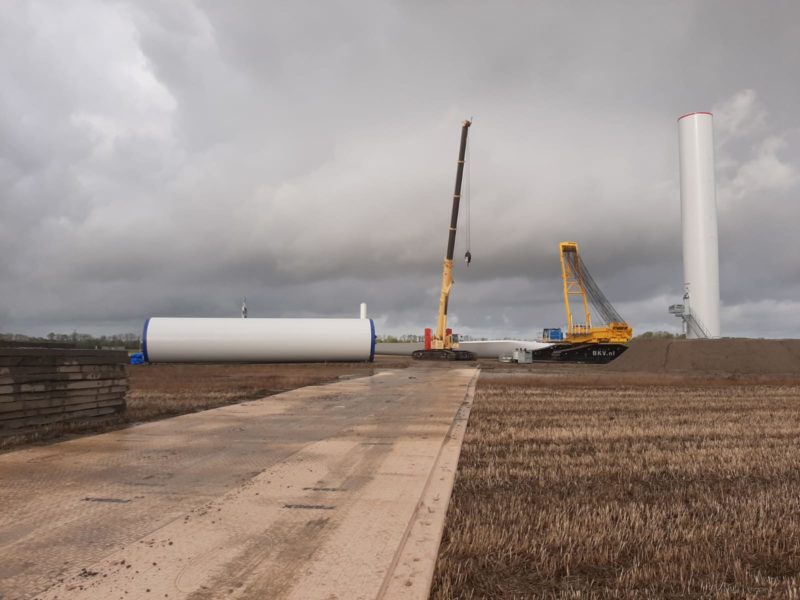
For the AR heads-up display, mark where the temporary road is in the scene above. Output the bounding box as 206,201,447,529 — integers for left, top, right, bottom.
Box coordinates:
0,365,477,600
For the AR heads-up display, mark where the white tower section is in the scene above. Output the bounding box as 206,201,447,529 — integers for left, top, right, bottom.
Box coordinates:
678,112,720,338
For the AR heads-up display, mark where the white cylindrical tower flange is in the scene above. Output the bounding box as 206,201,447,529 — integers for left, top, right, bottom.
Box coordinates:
678,112,721,338
360,303,367,320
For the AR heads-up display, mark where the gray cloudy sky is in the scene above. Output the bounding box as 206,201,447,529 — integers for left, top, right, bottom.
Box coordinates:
2,1,799,339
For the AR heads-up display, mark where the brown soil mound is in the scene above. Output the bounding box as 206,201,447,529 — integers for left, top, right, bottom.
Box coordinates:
607,338,800,374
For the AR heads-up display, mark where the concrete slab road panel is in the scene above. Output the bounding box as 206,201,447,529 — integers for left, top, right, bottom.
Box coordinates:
0,366,478,600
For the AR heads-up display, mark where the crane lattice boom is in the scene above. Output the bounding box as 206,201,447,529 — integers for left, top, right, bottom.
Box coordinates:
559,242,632,344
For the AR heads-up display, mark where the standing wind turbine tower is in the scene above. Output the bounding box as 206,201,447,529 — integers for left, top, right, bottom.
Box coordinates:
669,112,721,338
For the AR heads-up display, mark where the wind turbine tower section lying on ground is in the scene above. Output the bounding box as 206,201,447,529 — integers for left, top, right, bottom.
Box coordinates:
142,317,376,363
672,111,721,339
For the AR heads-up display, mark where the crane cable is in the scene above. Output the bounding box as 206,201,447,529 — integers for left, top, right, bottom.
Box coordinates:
464,129,472,265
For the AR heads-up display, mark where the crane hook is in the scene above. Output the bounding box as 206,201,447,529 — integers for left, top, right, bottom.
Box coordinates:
464,251,472,266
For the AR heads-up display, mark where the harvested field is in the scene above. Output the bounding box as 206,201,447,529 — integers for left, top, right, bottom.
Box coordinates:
0,356,410,450
125,357,409,420
431,370,800,599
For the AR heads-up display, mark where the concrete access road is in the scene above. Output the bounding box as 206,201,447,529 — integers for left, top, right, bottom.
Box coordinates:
0,365,477,600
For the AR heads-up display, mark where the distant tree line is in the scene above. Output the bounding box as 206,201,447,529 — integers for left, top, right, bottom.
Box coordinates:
376,334,424,343
0,331,141,350
376,333,489,343
633,330,686,340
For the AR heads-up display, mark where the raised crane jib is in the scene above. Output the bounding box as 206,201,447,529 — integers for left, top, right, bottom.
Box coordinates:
433,119,471,349
562,245,623,324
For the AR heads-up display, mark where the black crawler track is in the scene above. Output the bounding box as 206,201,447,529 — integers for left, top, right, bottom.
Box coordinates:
412,349,477,361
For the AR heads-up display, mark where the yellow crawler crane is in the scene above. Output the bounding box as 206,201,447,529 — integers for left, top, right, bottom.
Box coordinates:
559,241,633,344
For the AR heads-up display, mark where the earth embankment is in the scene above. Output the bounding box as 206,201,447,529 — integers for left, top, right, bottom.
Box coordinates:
607,338,800,374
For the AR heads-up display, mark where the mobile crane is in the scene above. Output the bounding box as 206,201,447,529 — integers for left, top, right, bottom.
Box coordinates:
412,120,477,361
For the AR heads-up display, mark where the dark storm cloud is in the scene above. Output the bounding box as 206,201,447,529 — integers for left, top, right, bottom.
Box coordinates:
1,1,799,338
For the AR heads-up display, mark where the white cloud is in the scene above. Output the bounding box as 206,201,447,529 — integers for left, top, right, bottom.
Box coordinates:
713,88,767,144
727,135,800,199
713,90,800,203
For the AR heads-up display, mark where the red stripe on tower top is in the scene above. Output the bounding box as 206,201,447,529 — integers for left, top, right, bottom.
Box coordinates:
678,111,713,121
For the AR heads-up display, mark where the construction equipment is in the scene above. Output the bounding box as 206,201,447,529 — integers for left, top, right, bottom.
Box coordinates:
413,120,476,361
669,285,710,338
558,241,632,343
537,242,631,363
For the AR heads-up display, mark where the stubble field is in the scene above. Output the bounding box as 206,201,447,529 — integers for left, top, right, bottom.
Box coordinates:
431,370,800,599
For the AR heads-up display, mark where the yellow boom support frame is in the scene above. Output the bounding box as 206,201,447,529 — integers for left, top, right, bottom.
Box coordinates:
559,241,632,344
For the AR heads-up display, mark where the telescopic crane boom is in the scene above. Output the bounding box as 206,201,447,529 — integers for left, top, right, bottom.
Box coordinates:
413,120,476,361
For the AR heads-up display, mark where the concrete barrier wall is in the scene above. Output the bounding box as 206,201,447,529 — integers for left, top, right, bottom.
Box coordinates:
0,348,128,436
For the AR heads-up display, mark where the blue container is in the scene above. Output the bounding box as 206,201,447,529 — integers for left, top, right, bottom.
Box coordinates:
543,328,564,341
